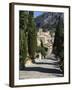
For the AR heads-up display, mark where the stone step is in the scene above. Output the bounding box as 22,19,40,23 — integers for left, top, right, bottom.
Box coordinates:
25,62,60,70
34,59,59,64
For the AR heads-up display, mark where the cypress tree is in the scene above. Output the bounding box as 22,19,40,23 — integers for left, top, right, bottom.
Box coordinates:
40,40,46,58
27,11,37,60
19,11,28,69
20,31,27,61
53,16,64,72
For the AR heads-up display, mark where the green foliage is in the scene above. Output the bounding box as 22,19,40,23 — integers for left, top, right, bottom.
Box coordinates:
53,16,64,72
40,40,44,47
44,47,48,52
19,31,27,62
40,40,46,57
36,40,47,58
27,12,37,59
36,46,41,53
19,11,28,31
19,11,37,64
40,47,46,57
19,11,29,69
36,46,46,58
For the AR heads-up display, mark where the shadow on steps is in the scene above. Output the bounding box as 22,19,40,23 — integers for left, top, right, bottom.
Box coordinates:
21,67,63,75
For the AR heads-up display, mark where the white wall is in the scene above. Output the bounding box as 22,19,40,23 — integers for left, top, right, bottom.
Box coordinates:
0,0,72,90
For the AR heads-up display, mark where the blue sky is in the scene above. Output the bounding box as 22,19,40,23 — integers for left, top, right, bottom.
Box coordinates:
34,11,44,18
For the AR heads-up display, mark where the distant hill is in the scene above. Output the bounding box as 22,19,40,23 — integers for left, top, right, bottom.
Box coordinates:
34,12,64,32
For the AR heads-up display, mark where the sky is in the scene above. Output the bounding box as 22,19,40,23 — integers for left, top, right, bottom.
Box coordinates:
34,11,44,18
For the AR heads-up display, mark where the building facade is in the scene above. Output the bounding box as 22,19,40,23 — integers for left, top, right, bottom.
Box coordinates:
37,28,55,59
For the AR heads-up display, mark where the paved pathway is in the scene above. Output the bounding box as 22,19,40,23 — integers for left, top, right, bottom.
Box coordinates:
19,54,63,79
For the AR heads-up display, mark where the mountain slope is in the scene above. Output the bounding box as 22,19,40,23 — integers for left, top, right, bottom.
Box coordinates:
34,12,64,32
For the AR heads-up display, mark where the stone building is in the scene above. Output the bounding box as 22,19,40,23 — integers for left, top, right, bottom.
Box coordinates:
37,28,55,59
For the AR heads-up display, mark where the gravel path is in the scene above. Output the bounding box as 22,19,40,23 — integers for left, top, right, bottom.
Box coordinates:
19,54,63,79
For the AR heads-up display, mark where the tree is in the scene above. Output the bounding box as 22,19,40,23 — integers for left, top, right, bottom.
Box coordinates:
19,11,28,31
19,30,28,69
41,47,46,58
36,40,46,58
19,11,28,69
40,40,46,58
53,16,63,56
27,11,37,60
20,31,27,60
53,16,64,73
19,11,37,67
41,40,44,47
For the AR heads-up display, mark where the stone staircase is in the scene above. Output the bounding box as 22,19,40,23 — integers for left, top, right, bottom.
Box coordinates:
20,54,63,79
